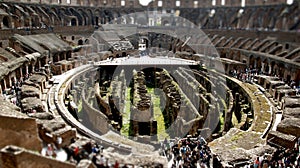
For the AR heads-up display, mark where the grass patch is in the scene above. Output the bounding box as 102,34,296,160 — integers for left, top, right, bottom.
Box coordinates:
121,88,132,136
232,111,239,127
78,100,82,112
218,97,227,132
230,131,245,142
148,87,169,141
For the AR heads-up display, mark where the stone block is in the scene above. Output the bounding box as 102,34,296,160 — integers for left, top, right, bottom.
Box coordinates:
277,118,300,137
267,130,296,149
0,145,75,168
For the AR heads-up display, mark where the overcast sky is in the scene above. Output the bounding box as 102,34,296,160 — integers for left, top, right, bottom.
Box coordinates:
139,0,152,6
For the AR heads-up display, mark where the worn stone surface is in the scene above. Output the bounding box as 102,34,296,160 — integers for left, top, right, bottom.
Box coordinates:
283,97,300,108
27,112,54,120
283,107,300,119
77,159,96,168
28,73,47,83
208,128,272,165
0,97,42,152
277,118,300,137
267,130,297,149
20,84,40,99
21,97,45,113
0,145,75,168
37,119,77,147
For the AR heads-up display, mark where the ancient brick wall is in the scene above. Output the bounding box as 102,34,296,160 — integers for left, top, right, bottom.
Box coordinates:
0,116,42,152
0,146,75,168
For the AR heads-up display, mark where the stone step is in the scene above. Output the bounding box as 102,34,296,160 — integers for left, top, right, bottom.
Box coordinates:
52,126,77,147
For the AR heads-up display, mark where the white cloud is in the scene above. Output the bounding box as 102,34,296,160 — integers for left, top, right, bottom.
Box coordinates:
287,0,293,5
139,0,152,6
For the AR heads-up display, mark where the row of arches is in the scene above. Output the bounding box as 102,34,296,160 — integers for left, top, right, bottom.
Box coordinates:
0,2,299,31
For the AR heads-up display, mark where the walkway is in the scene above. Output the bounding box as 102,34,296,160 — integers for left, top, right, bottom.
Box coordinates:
94,55,199,66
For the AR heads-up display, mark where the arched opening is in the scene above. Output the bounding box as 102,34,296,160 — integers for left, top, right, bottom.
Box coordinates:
262,59,269,74
28,63,33,74
78,39,83,45
256,57,262,73
53,54,59,63
1,80,5,92
66,51,72,60
95,16,99,25
71,18,77,26
2,16,10,28
41,57,47,67
249,55,255,68
162,20,170,26
270,61,276,75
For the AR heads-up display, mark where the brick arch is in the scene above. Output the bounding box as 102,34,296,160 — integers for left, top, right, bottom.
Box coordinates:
33,6,51,27
136,12,148,25
86,8,95,25
68,7,83,26
239,8,254,29
198,10,210,28
214,8,227,28
2,16,11,29
94,9,103,25
11,4,27,28
24,5,41,28
286,4,300,30
261,7,276,29
48,7,62,26
77,8,90,25
249,55,255,68
252,8,265,28
262,58,270,74
274,6,288,30
111,10,122,21
227,8,240,28
104,9,115,23
58,7,72,26
256,56,262,70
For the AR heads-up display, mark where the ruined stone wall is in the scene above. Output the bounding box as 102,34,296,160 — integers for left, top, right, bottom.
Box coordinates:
1,1,299,31
82,89,110,134
205,30,300,45
130,70,155,137
2,0,291,7
0,145,75,168
0,115,42,152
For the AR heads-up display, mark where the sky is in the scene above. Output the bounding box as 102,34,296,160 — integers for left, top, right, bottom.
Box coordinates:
139,0,152,6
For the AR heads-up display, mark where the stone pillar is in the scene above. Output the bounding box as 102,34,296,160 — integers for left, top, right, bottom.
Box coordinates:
29,18,32,28
4,76,9,89
224,94,233,132
234,93,241,121
71,90,77,103
268,63,272,75
2,80,6,92
19,67,23,79
63,52,67,60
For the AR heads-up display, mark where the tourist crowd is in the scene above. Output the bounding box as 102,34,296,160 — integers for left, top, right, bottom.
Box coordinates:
247,137,300,168
161,135,212,168
44,138,151,168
